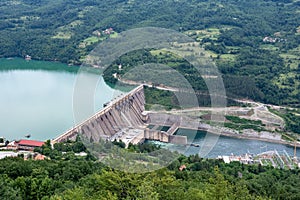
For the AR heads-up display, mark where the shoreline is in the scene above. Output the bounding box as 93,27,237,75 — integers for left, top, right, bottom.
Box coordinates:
0,57,79,72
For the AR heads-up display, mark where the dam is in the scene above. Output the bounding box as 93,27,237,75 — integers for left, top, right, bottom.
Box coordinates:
53,85,187,146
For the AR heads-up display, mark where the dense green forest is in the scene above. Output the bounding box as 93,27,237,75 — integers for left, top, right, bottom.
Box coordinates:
0,0,299,106
1,140,300,199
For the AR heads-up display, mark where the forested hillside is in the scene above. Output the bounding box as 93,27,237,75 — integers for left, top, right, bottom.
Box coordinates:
0,0,299,105
1,141,300,200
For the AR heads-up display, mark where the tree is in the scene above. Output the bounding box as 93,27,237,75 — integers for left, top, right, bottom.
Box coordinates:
204,166,233,199
136,180,159,200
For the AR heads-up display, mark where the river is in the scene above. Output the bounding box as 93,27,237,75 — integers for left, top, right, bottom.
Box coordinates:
148,129,300,158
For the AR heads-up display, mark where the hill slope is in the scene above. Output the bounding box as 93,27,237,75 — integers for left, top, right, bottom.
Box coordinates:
0,0,299,105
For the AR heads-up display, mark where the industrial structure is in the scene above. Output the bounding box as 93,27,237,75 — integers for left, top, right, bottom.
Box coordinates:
53,85,187,146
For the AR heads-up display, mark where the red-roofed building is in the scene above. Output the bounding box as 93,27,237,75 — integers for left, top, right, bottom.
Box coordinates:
17,140,45,151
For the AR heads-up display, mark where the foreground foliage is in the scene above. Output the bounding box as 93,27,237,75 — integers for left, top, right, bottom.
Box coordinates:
1,142,300,199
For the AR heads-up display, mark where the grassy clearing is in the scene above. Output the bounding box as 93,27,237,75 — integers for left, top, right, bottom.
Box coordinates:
185,27,239,61
226,46,240,50
59,20,83,30
205,50,218,58
150,49,179,59
153,40,219,60
79,32,118,48
280,53,299,59
84,36,101,43
109,32,118,38
150,49,166,56
185,28,221,41
260,44,279,51
220,54,236,61
52,20,84,39
52,31,73,39
79,36,101,48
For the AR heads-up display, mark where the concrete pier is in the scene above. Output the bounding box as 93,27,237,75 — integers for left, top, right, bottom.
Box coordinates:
167,122,180,135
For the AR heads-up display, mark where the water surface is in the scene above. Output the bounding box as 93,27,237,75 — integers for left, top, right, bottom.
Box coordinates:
0,58,123,140
148,129,300,158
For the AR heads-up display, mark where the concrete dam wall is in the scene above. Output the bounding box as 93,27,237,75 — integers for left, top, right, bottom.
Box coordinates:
54,85,187,146
54,85,146,143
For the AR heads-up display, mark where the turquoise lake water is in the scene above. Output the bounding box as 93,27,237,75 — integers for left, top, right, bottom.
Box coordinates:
0,58,123,140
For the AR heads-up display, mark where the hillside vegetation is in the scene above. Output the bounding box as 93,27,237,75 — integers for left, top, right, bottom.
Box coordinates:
1,141,300,199
0,0,299,105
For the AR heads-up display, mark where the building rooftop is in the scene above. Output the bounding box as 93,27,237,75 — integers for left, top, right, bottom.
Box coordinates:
18,140,44,147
